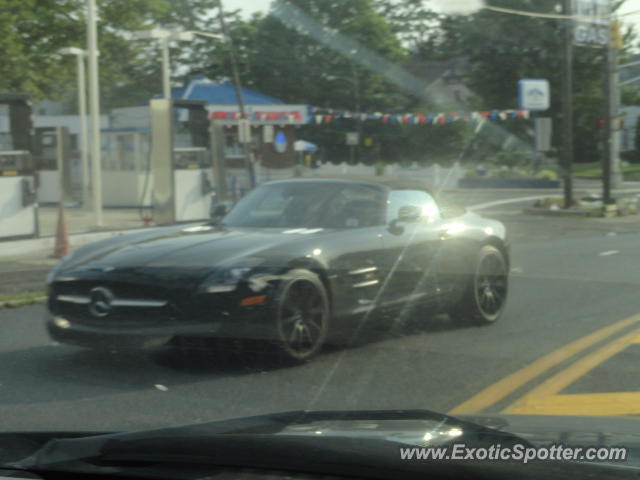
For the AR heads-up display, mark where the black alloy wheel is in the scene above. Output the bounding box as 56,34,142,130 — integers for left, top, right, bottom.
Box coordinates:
275,270,329,362
450,245,508,326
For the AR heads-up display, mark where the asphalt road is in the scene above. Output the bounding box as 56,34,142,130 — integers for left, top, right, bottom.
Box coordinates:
2,191,640,431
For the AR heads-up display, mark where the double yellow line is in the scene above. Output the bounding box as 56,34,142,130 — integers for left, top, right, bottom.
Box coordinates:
449,314,640,415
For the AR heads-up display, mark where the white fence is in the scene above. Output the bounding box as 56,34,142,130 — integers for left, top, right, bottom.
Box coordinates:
222,162,463,196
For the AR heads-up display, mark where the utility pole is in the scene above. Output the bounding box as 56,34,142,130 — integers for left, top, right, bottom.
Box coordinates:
352,63,361,163
561,0,574,209
604,16,623,203
217,0,255,189
87,0,103,227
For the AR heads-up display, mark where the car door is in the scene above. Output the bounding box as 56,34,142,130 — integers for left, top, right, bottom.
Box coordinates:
320,184,389,319
378,189,447,312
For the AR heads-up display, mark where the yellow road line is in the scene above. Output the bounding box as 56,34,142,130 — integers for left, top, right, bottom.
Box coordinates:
448,314,640,415
504,327,640,414
506,392,640,416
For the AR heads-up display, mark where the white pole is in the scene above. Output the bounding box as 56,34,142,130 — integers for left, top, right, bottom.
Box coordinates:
76,52,90,209
87,0,103,227
161,38,171,99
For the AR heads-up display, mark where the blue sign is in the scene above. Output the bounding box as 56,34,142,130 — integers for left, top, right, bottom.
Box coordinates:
274,131,287,153
518,79,550,112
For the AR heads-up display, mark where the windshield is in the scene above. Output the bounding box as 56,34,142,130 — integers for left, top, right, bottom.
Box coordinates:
4,0,640,474
222,181,386,228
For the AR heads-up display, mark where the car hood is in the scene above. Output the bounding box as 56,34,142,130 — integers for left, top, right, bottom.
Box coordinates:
5,411,640,479
463,413,640,451
62,224,330,273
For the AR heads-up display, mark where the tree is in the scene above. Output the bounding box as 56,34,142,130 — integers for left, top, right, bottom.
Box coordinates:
634,112,640,162
374,0,441,54
396,0,637,164
0,0,240,109
246,0,407,111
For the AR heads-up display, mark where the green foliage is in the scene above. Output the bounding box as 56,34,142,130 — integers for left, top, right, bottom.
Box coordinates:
535,169,558,181
635,115,640,162
495,151,529,168
374,0,441,53
395,0,636,165
245,0,407,111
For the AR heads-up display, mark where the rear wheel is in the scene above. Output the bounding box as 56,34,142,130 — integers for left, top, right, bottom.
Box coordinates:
449,245,508,326
273,269,329,363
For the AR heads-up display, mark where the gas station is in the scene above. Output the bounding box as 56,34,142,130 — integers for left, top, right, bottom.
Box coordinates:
149,98,213,225
0,80,311,242
33,126,73,205
0,94,38,241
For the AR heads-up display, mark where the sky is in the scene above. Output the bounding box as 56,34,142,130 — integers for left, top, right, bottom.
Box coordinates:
224,0,272,17
225,0,640,29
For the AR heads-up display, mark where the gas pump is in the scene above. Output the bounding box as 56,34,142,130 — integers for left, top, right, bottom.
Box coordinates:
34,126,72,204
150,99,213,225
0,93,38,240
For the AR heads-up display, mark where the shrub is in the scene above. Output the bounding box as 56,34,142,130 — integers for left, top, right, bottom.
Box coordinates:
496,151,529,168
535,169,558,181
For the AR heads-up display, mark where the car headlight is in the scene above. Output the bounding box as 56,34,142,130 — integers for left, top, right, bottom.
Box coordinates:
199,258,265,293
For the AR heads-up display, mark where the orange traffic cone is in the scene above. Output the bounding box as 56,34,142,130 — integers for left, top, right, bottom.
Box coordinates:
53,203,70,258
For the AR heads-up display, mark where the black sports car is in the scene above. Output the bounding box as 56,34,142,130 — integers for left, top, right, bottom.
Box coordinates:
46,177,509,362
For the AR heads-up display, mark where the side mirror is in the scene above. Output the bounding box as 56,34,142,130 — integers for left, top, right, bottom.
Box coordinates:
388,204,421,235
210,201,233,224
397,205,422,223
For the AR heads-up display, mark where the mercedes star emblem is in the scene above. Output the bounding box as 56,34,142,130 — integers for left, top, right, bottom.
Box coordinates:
88,287,115,318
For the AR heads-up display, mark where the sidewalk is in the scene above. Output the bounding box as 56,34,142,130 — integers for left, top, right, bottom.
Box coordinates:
38,206,147,236
0,207,152,298
0,250,55,297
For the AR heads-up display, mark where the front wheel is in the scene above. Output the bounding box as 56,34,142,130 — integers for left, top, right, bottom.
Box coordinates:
449,245,508,326
273,269,330,363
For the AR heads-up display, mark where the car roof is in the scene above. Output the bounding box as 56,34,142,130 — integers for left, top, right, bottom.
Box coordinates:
264,176,435,194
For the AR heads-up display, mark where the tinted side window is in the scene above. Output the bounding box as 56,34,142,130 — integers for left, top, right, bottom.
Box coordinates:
323,185,386,228
386,189,440,223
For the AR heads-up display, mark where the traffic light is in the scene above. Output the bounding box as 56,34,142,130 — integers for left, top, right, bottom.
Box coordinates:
611,20,623,50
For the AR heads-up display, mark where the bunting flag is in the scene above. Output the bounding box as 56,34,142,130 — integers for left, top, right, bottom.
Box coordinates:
308,108,530,126
209,108,530,126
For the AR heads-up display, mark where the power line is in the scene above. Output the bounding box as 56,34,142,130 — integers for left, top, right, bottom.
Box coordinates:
483,5,640,21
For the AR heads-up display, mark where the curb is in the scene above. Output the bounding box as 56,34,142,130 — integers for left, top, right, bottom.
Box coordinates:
0,227,151,257
523,208,595,217
0,296,46,310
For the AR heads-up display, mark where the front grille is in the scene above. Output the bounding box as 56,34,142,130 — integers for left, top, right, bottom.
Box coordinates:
49,279,192,327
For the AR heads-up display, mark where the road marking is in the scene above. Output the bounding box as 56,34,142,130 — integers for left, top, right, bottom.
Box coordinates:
504,327,640,415
599,250,620,256
504,392,640,416
448,314,640,415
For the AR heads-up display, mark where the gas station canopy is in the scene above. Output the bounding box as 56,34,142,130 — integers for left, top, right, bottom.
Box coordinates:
170,75,309,126
172,76,284,105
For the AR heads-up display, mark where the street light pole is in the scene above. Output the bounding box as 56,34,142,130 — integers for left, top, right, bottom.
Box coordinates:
160,37,171,99
87,0,103,227
59,47,90,209
76,52,89,209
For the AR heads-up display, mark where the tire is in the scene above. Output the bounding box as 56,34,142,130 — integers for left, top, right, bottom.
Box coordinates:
449,245,508,326
272,269,330,363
